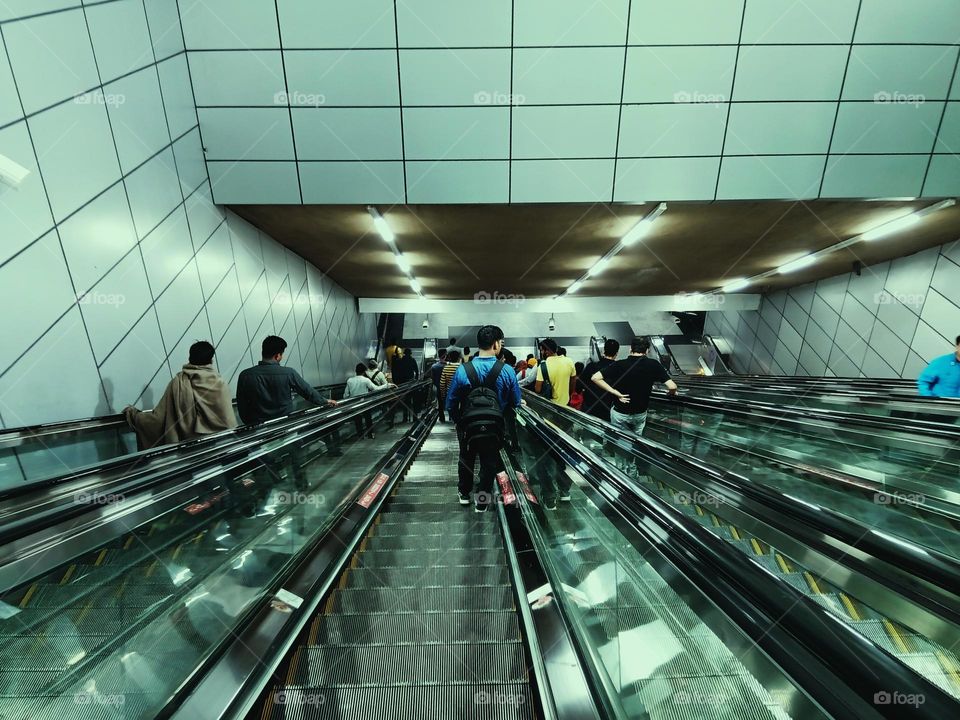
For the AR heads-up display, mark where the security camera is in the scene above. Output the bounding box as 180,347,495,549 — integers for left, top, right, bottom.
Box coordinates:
0,153,30,189
547,315,556,332
422,318,429,329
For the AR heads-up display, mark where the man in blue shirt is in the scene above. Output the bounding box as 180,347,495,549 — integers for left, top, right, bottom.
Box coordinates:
918,335,960,398
446,325,521,512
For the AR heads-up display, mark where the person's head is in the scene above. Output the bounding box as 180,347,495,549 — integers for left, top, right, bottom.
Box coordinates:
631,336,651,355
558,347,567,356
527,357,537,368
262,335,287,360
438,349,448,361
476,324,505,356
366,358,379,372
189,340,215,365
447,350,461,363
956,335,960,357
463,346,471,355
526,354,534,361
449,337,457,345
575,361,584,376
539,338,559,357
355,362,367,375
603,338,620,359
501,348,516,366
403,347,412,357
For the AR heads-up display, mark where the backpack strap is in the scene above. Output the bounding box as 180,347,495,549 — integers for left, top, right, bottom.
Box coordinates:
539,359,551,385
463,361,481,389
482,359,505,391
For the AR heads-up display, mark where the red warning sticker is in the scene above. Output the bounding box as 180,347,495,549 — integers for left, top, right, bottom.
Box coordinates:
516,472,538,505
497,471,516,506
357,472,390,508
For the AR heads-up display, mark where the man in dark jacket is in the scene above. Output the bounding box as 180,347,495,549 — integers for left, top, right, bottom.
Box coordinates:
237,336,338,485
580,339,620,421
391,347,419,422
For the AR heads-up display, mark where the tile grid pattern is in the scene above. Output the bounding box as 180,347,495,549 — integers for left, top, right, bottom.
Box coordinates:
705,237,960,378
0,0,375,428
175,0,960,203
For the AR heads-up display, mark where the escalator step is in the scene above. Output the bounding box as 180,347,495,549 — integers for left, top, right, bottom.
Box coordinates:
376,510,495,524
355,548,506,569
289,642,528,686
329,586,514,614
383,501,471,512
309,610,521,646
373,520,489,537
345,565,510,589
263,683,533,720
365,533,501,552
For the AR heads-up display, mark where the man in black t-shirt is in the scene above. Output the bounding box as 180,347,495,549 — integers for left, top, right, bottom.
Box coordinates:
580,338,620,421
591,336,677,436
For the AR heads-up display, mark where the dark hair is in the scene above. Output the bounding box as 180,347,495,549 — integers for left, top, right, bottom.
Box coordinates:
603,339,620,357
449,337,457,344
631,336,651,354
463,346,471,355
501,349,517,366
575,361,584,375
558,347,567,356
447,350,461,362
403,347,412,356
539,338,558,354
956,335,960,345
262,335,287,358
476,324,504,350
189,340,215,365
526,354,534,360
355,363,367,374
438,349,448,359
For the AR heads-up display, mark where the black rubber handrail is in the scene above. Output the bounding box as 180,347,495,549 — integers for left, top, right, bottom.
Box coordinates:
520,403,959,718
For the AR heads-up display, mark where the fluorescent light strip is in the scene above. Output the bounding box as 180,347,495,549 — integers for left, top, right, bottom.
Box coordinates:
395,254,411,273
369,206,425,296
559,202,668,298
409,277,422,294
367,206,395,244
709,199,956,294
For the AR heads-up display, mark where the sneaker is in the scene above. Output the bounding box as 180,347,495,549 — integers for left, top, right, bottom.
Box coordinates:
474,502,489,513
458,493,471,506
558,493,571,502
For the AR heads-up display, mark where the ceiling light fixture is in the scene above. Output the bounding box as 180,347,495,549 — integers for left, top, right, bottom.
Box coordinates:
777,255,817,274
409,277,422,294
558,202,668,298
367,206,395,244
395,254,411,273
720,278,750,293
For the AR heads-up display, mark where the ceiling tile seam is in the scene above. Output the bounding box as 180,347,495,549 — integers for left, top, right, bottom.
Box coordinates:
610,0,634,203
712,0,749,202
817,0,863,199
392,0,408,203
272,0,304,203
920,47,960,195
508,0,514,202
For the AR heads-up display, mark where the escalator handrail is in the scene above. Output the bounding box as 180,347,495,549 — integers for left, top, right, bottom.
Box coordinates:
519,402,959,719
524,393,960,625
651,387,960,443
0,382,347,448
0,382,430,549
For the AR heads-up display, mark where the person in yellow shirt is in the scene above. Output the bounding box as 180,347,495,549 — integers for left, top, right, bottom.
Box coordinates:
535,338,576,406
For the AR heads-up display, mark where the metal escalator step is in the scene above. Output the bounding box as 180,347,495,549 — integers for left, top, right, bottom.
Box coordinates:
263,682,534,720
0,669,64,697
366,533,501,552
355,548,506,569
373,520,489,537
630,672,788,720
329,586,514,614
309,610,521,646
377,510,496,524
345,565,510,589
384,500,472,512
291,642,528,686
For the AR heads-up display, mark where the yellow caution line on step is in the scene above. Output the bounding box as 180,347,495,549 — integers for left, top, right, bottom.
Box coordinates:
729,526,742,541
750,539,765,556
804,572,823,595
94,549,108,567
123,535,135,550
694,505,705,516
839,593,862,621
882,618,911,655
935,650,960,694
323,590,337,615
775,554,793,574
710,514,722,527
19,584,37,608
285,647,301,685
60,565,77,586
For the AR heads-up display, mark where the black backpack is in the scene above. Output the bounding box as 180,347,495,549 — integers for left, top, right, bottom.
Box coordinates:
538,359,554,400
459,359,506,449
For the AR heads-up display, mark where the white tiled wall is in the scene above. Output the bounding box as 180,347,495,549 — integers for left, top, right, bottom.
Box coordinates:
706,238,960,379
0,1,376,428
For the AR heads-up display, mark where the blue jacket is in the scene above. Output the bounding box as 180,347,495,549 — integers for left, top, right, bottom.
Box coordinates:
917,353,960,398
445,356,521,418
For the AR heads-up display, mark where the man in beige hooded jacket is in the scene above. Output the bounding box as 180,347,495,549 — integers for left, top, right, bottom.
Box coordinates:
123,341,236,449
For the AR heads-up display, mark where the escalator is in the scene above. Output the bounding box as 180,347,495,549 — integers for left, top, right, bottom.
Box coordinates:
523,393,960,703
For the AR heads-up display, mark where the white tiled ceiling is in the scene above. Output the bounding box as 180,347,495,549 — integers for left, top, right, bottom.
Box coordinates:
176,0,960,204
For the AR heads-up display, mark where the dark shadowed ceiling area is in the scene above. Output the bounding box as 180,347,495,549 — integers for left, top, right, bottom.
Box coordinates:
231,201,960,299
